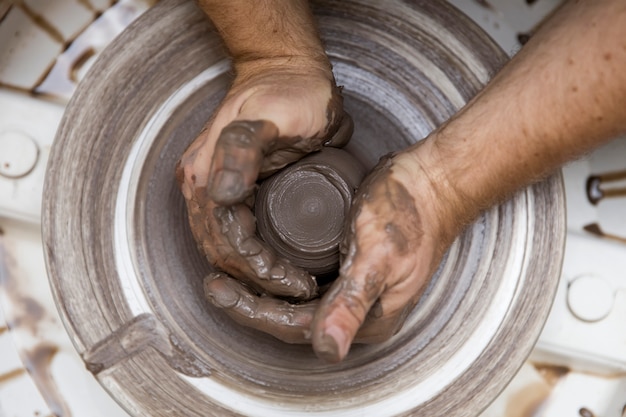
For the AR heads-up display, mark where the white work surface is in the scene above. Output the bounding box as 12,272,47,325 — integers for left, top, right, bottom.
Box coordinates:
1,0,625,416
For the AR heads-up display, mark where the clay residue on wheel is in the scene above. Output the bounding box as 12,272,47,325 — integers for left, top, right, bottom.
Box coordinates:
204,272,318,344
83,313,212,378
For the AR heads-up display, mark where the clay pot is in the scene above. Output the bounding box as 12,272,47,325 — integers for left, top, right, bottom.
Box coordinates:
255,148,365,277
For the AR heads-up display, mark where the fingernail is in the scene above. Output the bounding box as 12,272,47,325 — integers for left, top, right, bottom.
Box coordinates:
239,238,263,256
270,264,286,280
205,278,239,309
210,169,244,204
315,325,349,363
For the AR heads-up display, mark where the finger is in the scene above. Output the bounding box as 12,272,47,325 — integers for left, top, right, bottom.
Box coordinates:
311,243,386,363
204,273,317,344
323,113,354,149
353,299,414,344
256,114,355,178
213,204,318,300
208,120,278,205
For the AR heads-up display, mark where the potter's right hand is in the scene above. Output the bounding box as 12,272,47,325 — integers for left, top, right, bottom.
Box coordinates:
176,58,353,301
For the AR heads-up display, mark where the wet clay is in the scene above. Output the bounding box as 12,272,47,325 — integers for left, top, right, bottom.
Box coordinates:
179,115,356,300
83,313,211,378
255,147,365,277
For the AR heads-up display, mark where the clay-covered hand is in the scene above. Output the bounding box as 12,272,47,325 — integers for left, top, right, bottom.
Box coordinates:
176,59,352,301
310,146,462,362
201,141,465,359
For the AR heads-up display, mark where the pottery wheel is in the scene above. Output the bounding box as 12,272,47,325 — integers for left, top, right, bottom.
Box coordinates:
42,0,566,416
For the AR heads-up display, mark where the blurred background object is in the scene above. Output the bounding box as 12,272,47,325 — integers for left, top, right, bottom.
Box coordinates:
0,0,624,416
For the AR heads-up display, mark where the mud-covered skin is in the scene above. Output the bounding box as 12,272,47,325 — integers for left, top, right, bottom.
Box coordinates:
204,272,320,344
176,65,351,300
198,148,454,359
312,152,446,362
202,271,395,346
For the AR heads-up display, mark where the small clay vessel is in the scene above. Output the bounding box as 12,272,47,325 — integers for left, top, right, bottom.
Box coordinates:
255,148,366,277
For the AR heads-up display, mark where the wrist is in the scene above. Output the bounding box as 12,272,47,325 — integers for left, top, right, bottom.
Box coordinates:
234,54,334,84
198,0,333,80
398,138,481,248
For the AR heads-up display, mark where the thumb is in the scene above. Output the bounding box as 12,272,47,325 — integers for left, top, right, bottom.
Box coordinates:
311,256,385,363
208,120,278,205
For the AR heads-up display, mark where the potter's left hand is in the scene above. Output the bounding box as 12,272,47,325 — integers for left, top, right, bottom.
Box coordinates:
176,59,353,302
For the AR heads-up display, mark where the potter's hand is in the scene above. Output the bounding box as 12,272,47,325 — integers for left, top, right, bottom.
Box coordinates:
311,144,463,362
176,61,352,300
201,142,464,358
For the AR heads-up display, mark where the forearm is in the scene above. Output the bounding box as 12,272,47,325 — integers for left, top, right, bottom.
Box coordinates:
423,0,626,227
196,0,331,76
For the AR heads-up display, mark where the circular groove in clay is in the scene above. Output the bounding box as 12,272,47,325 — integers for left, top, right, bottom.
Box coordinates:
255,148,365,275
42,1,566,416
